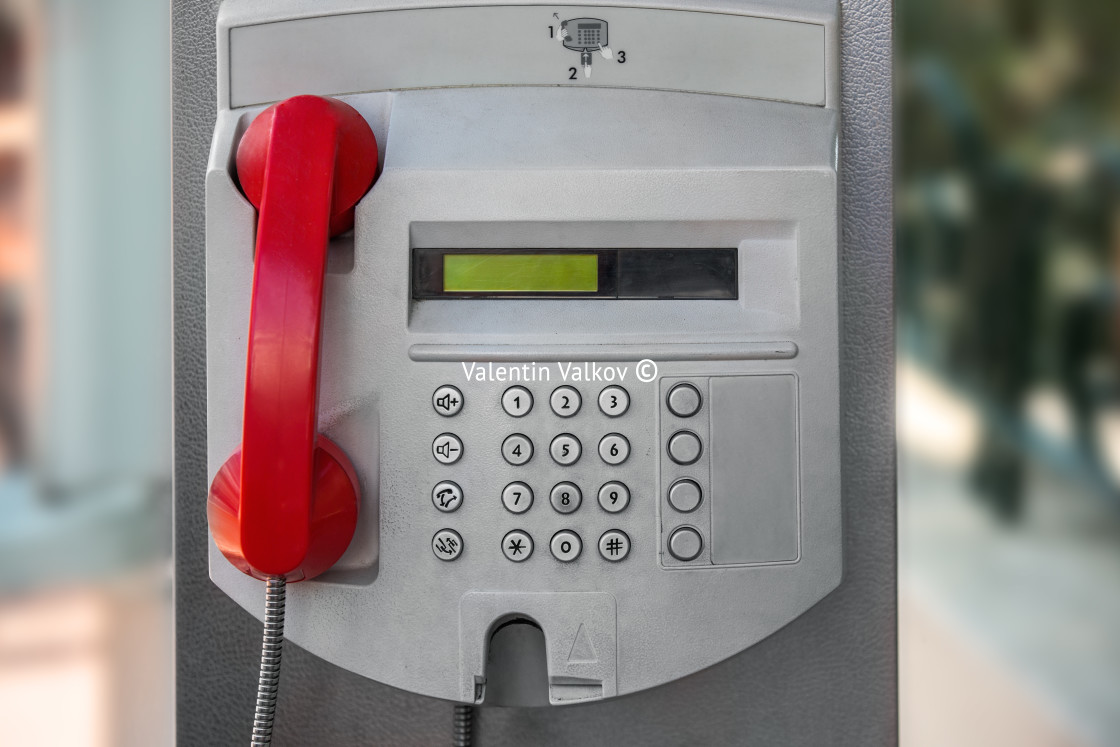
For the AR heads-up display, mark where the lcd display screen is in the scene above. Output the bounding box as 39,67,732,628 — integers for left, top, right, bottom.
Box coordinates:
443,254,599,293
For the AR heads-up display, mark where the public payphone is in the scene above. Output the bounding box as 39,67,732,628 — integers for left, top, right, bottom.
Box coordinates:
203,0,842,733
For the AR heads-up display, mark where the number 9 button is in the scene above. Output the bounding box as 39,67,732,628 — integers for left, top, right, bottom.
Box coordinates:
597,481,630,513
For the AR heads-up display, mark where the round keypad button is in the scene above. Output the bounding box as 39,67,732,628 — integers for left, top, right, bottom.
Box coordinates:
598,386,630,417
598,433,630,465
432,529,464,561
432,385,463,417
667,526,703,561
502,530,533,562
550,530,582,562
550,386,582,417
549,433,582,465
667,479,702,513
432,481,463,512
598,530,631,561
666,383,702,418
502,434,533,466
433,433,464,464
501,482,534,514
597,481,631,513
549,482,582,514
502,386,533,417
666,431,702,465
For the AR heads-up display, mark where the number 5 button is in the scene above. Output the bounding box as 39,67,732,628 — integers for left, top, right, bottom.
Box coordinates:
550,433,582,465
598,433,630,465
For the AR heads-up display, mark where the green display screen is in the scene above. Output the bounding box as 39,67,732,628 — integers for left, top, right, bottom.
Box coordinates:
443,254,599,293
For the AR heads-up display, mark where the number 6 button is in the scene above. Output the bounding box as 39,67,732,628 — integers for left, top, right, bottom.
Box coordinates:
598,433,630,465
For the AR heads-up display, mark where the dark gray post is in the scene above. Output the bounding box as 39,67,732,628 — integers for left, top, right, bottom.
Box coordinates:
173,1,895,743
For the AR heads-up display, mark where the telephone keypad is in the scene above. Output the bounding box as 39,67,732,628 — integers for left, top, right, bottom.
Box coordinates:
432,529,464,561
431,481,463,512
666,382,702,418
550,530,582,562
549,433,582,465
667,526,703,561
432,433,463,464
598,433,630,465
667,479,702,513
666,430,702,465
501,433,534,465
432,385,464,416
501,482,534,514
501,385,533,417
597,481,631,513
550,386,582,417
501,530,533,562
549,481,582,514
598,530,631,561
598,385,630,417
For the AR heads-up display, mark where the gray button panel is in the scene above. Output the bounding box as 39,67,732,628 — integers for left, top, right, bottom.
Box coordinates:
659,378,712,566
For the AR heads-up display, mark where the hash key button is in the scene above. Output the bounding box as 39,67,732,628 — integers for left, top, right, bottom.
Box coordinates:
598,530,631,561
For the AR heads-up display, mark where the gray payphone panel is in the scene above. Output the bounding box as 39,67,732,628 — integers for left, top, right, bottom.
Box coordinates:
207,0,841,705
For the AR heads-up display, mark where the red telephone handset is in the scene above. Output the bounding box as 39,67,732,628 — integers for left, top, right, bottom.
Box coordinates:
207,96,378,581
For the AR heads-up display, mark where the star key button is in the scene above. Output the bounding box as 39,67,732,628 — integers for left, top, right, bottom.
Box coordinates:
502,530,534,562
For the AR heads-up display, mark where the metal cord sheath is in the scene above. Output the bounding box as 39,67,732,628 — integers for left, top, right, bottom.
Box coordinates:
251,577,286,746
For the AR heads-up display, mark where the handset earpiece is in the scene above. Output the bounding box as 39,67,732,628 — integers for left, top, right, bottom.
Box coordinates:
207,95,378,582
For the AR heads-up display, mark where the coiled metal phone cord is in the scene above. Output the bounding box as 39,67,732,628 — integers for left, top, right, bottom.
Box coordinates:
251,576,286,746
453,703,474,746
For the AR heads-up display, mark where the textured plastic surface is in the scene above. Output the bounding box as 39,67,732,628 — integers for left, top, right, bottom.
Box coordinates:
207,96,376,581
176,0,896,742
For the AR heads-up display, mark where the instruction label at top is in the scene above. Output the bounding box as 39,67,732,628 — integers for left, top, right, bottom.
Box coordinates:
227,6,826,108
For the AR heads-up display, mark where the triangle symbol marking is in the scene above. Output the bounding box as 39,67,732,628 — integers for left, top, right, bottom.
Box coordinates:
567,623,597,664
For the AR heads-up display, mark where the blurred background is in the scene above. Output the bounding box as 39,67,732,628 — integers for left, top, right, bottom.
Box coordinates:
0,0,1117,744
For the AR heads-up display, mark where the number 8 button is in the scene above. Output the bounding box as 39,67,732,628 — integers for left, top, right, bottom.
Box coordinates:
550,482,582,514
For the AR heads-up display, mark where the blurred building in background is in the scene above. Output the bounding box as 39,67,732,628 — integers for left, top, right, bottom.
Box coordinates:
0,0,1117,744
897,0,1120,744
0,0,171,745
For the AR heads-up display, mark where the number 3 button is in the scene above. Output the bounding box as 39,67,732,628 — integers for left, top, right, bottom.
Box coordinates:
598,433,630,465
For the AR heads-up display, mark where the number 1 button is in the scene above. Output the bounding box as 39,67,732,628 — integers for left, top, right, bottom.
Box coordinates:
502,386,533,417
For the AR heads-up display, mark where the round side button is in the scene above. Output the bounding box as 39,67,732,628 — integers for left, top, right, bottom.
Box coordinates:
550,530,582,562
433,385,463,416
502,386,533,417
433,433,464,464
502,434,534,466
667,479,702,513
501,482,534,514
598,530,631,561
432,529,464,561
666,431,702,465
598,386,630,417
549,482,582,514
550,386,582,417
598,433,630,465
666,383,702,418
502,530,534,562
550,433,582,465
667,527,703,561
597,481,631,513
432,481,463,512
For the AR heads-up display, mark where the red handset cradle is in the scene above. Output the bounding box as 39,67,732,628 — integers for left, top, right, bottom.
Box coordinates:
207,96,378,581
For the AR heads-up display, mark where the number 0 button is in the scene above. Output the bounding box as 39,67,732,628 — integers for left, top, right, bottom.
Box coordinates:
502,434,533,466
550,433,582,465
550,386,581,417
550,530,582,562
598,386,630,417
502,482,533,514
598,433,630,465
597,481,631,513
